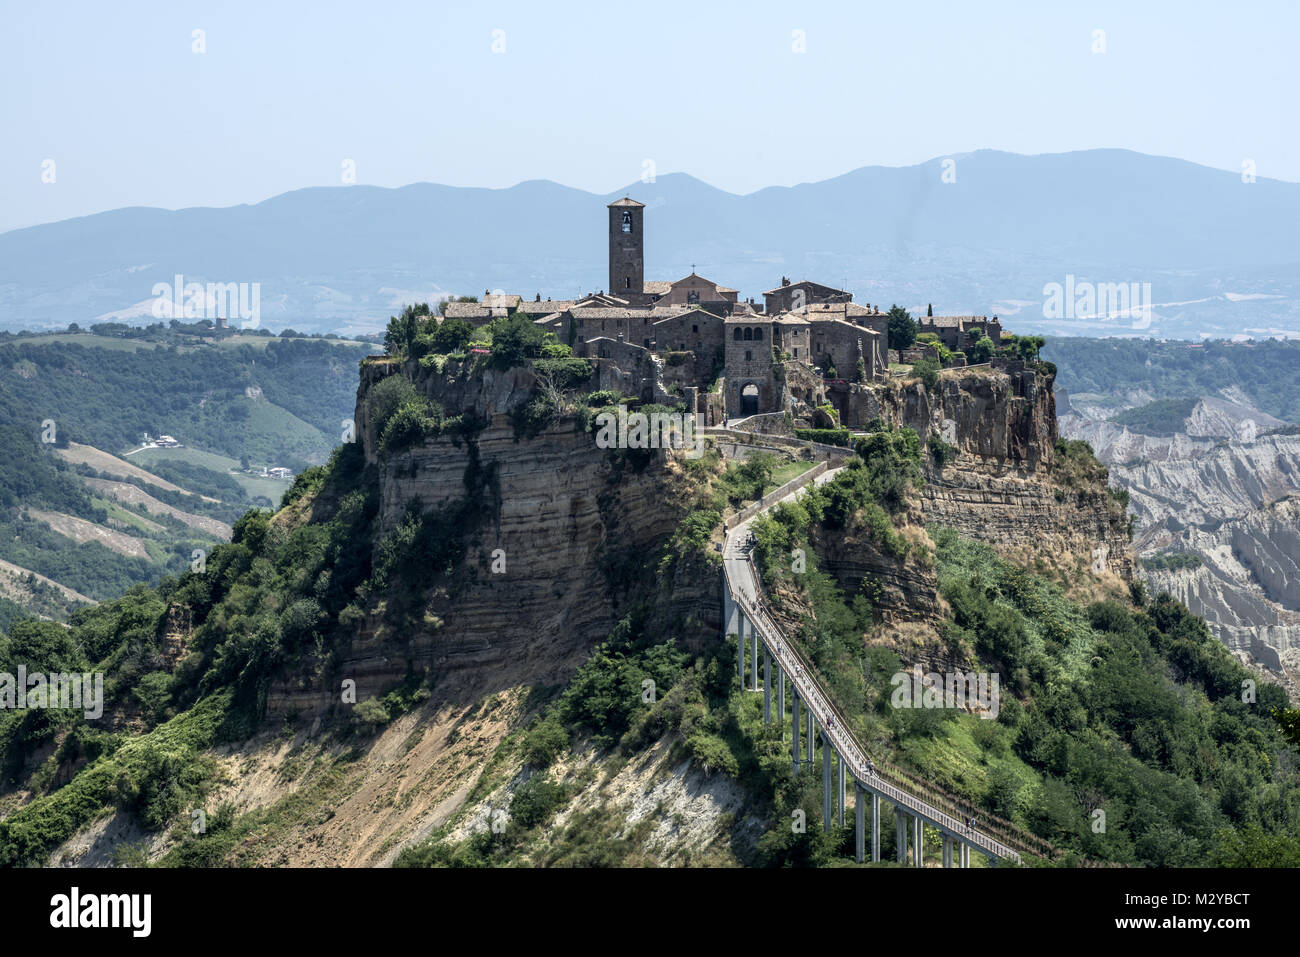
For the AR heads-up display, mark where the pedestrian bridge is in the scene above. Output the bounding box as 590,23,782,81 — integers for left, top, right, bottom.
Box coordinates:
719,452,1058,867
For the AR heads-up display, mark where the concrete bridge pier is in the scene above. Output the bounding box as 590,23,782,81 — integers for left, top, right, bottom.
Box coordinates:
763,650,771,722
913,816,923,867
854,782,866,863
895,810,907,863
806,712,815,763
942,834,953,869
960,844,970,868
837,756,845,827
751,627,759,692
735,611,745,681
791,694,801,774
777,667,785,736
723,586,739,662
821,735,832,833
871,793,880,862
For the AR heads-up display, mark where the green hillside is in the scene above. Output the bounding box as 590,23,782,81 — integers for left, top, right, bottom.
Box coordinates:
1045,337,1300,423
0,333,367,628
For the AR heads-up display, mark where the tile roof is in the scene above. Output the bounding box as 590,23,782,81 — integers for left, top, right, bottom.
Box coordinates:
607,196,645,207
763,279,850,296
516,299,578,313
442,302,492,319
922,315,990,328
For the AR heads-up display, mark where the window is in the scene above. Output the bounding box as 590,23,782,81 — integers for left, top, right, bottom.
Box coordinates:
692,324,698,333
687,290,700,304
754,328,764,341
621,210,632,233
733,328,743,341
743,328,753,341
625,277,631,289
793,348,799,358
745,350,752,361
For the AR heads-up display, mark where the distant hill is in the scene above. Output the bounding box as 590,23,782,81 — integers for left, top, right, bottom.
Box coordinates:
2,150,1298,340
0,334,367,626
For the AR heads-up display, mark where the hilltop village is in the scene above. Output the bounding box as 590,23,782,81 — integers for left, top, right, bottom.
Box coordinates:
439,197,1011,429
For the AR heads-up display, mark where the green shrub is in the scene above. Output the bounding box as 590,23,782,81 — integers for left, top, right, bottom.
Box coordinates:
929,431,957,468
1141,551,1203,571
379,396,444,455
794,428,851,446
912,357,941,392
510,773,567,830
533,357,592,390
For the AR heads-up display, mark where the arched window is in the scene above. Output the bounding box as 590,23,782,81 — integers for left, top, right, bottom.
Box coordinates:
624,277,631,289
753,327,764,341
743,328,753,341
621,210,632,233
733,328,743,341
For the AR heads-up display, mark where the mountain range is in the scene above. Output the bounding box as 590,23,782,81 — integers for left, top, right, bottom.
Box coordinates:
3,149,1299,339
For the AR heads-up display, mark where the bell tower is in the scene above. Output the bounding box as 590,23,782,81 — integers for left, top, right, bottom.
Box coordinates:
608,196,645,300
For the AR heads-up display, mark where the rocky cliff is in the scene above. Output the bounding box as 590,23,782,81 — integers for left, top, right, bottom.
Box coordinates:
268,358,704,720
852,362,1132,583
1061,387,1300,696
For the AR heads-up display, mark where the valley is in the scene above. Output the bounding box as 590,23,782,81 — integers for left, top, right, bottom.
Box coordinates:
1050,337,1300,697
0,331,370,623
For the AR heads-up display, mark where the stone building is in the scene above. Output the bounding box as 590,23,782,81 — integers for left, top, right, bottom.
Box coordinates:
807,318,883,381
652,307,725,384
918,315,1003,351
448,194,994,425
724,317,777,416
764,278,852,315
654,272,740,309
608,197,647,302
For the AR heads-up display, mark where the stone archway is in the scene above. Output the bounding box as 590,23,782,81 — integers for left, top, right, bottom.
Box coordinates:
741,382,760,416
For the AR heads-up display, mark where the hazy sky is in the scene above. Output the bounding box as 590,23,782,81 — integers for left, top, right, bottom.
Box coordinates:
2,0,1296,233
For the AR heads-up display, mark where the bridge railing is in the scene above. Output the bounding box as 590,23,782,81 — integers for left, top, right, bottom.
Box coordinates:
720,430,1063,863
725,540,1023,863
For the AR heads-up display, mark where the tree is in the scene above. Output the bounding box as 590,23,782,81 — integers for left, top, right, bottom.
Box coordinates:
968,335,995,364
487,315,550,369
384,303,432,357
887,305,918,351
430,318,474,354
1016,335,1046,361
239,454,250,471
926,303,933,317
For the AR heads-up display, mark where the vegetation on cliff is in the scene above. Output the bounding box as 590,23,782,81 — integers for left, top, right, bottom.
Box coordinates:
748,442,1300,865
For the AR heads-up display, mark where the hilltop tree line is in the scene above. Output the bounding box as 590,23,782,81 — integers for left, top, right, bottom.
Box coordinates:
1045,337,1300,424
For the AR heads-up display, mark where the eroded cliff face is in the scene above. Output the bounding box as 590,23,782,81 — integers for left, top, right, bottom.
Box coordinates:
850,363,1132,584
1061,387,1300,693
1142,496,1300,695
269,359,702,720
845,362,1056,470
